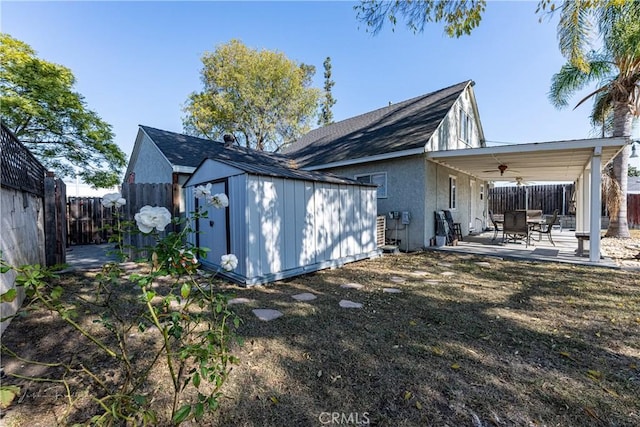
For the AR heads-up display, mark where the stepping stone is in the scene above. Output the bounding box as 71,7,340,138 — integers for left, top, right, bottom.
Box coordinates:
228,297,253,305
292,292,317,301
440,271,455,277
341,283,364,290
252,309,283,321
410,270,429,276
339,300,363,309
390,276,406,284
438,262,454,268
383,288,402,294
425,279,441,285
474,262,492,268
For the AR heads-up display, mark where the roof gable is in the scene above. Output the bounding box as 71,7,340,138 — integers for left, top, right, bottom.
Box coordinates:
139,125,293,170
284,80,472,168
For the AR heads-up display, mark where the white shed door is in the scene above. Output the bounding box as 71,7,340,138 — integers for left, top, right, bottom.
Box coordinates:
199,182,228,266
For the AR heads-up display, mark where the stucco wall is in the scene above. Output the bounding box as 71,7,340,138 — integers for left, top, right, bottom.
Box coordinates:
130,134,173,184
1,187,46,335
425,160,488,241
323,155,426,251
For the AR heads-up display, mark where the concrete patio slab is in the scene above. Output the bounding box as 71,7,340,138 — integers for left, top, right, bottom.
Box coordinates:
430,229,618,269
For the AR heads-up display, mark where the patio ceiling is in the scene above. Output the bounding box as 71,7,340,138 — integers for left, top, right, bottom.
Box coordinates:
427,137,628,183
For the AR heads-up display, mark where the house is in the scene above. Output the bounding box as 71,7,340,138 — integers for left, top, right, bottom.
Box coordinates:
283,80,488,251
183,158,379,285
124,125,295,214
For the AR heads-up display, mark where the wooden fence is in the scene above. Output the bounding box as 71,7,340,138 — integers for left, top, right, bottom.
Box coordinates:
67,197,117,245
1,123,66,266
489,183,640,229
66,182,179,256
121,182,179,257
489,184,575,215
629,194,640,229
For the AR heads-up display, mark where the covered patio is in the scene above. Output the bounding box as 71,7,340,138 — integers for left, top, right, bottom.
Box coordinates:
431,227,618,268
427,137,629,263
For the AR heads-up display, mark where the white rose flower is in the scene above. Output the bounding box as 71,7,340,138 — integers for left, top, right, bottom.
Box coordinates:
134,205,172,233
194,183,212,199
207,193,229,209
220,254,238,271
102,193,126,208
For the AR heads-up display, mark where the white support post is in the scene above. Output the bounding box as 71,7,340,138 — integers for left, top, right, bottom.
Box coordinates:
589,147,602,262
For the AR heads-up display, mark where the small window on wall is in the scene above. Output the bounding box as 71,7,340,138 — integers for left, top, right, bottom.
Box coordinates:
355,172,387,198
459,107,472,146
449,175,457,209
480,184,484,200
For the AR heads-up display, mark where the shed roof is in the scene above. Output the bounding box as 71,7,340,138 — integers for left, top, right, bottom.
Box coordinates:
283,80,474,168
185,157,374,187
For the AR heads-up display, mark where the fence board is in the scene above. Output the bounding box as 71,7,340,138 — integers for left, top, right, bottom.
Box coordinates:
629,194,640,229
489,184,575,215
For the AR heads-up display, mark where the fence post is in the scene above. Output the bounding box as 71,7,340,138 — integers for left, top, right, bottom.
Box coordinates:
44,172,57,266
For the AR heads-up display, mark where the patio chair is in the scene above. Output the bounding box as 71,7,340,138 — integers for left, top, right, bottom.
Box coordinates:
488,210,502,241
443,210,462,241
503,210,530,247
531,209,558,246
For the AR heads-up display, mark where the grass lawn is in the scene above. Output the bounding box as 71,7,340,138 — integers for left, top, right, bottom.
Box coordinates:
2,250,639,426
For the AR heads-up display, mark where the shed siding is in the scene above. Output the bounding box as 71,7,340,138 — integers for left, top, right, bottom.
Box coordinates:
187,166,377,285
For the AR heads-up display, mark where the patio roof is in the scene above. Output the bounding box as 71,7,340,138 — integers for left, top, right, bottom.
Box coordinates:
426,137,628,183
427,137,629,263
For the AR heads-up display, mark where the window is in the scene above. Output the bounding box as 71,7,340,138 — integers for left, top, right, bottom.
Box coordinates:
480,184,484,201
355,172,387,198
449,175,457,209
458,107,472,146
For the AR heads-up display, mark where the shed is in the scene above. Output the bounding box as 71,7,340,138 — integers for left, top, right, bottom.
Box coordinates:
184,158,379,285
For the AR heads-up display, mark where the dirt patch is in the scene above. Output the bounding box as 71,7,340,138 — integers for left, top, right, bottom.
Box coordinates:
2,251,639,426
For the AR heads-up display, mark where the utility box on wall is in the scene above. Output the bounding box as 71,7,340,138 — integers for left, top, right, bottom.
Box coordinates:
185,158,380,285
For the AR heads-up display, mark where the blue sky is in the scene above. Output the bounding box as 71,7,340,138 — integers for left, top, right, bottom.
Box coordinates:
4,1,637,170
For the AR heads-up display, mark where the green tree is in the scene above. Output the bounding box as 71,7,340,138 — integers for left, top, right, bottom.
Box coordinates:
183,39,320,152
0,34,126,188
354,0,487,38
318,57,337,126
549,1,640,238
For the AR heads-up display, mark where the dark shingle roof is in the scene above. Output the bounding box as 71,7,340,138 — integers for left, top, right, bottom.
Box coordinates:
283,80,472,168
141,126,370,186
204,158,373,186
140,125,293,170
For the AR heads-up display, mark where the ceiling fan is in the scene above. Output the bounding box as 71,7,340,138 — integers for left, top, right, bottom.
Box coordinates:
482,164,521,177
511,176,534,187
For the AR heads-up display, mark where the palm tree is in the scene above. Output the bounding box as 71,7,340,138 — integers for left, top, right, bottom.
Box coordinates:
549,0,640,238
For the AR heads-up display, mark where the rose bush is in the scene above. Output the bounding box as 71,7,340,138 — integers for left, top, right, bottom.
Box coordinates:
0,191,241,425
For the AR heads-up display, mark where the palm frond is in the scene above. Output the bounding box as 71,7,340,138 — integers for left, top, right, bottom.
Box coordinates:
549,62,595,108
557,0,594,72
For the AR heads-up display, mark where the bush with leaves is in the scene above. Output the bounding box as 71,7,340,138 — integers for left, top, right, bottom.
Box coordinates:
0,188,241,425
